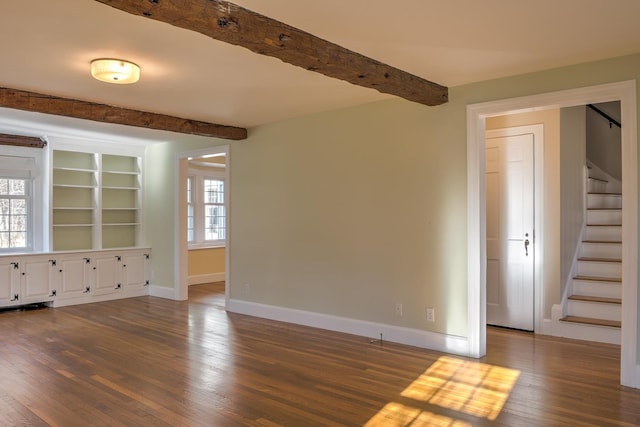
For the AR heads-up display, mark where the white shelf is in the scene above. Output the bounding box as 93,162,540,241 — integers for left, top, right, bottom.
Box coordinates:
102,186,140,190
102,207,139,211
53,207,95,210
53,224,94,228
53,166,96,173
103,170,139,175
53,184,95,189
102,223,141,226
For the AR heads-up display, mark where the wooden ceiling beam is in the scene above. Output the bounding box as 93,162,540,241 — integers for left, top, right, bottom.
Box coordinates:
94,0,448,106
0,133,46,149
0,87,248,140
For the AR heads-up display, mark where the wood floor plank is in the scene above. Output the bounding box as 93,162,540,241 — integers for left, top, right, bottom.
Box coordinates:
0,282,639,426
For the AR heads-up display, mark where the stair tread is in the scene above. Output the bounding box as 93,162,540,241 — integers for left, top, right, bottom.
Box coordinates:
588,192,622,196
560,316,621,328
588,176,608,183
568,295,621,304
578,257,621,263
582,240,622,244
587,207,621,211
586,223,622,227
574,275,622,283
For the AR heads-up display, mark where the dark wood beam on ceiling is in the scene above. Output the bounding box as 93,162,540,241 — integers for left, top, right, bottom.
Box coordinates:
94,0,448,106
0,133,46,149
0,87,248,141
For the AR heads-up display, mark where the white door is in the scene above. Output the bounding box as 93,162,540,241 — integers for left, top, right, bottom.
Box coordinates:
486,133,535,331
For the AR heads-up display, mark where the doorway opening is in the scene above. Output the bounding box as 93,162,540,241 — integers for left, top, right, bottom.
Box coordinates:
466,81,638,387
176,145,230,305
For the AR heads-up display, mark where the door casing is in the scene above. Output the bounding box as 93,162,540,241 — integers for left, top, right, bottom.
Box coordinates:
466,80,638,388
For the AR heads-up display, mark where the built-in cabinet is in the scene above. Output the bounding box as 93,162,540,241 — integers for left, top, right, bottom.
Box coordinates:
51,150,142,251
0,248,151,309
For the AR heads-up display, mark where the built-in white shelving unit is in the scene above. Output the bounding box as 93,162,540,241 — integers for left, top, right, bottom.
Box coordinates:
51,150,142,251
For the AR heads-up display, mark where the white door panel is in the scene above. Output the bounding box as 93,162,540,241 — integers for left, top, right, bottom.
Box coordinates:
486,133,535,331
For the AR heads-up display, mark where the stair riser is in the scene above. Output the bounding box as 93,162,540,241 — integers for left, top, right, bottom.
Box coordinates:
583,226,622,242
567,300,621,321
587,194,622,209
586,209,622,225
577,261,621,278
572,280,621,299
587,180,607,193
579,242,622,259
557,321,621,345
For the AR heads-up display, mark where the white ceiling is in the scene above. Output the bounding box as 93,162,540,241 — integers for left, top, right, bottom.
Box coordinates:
1,0,640,135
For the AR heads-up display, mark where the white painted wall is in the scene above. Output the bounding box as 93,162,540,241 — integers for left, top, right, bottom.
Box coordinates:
560,106,587,296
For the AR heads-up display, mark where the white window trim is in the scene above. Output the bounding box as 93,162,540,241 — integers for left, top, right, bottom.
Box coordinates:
188,165,226,250
0,145,45,253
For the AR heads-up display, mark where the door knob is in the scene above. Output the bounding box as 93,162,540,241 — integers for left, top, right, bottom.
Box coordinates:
524,233,530,256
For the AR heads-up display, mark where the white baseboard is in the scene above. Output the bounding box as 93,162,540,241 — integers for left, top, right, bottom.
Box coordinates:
188,272,225,286
226,299,471,357
149,285,178,300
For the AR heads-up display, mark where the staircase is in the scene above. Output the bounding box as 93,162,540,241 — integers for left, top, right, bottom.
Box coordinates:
559,174,622,343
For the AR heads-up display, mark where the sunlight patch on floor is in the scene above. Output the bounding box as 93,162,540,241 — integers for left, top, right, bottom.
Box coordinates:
365,355,520,426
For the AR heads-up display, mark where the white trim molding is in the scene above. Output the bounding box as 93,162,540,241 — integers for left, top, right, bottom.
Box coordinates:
467,80,638,388
227,299,471,356
149,284,177,300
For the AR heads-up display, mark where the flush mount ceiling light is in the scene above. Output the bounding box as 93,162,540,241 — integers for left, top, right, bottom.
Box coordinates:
90,58,140,84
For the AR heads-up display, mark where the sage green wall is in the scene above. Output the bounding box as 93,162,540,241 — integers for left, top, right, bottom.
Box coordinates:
143,139,228,289
228,53,640,340
144,53,640,348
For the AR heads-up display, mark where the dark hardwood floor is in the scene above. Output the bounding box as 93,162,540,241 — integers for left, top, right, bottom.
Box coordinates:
1,282,639,426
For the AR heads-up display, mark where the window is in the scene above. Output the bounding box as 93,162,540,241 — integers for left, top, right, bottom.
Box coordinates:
0,152,40,252
203,178,225,241
0,178,30,250
187,162,226,248
187,176,195,242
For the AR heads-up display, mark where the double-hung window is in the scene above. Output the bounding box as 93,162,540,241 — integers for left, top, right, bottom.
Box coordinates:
0,153,39,252
188,162,226,248
0,178,29,250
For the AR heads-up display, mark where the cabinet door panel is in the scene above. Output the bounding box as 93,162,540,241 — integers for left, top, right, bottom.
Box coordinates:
59,258,91,299
0,261,19,307
122,252,148,290
22,260,54,303
93,256,121,296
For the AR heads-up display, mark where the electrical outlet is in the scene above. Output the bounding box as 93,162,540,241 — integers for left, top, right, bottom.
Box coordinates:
426,307,435,322
244,283,251,294
395,302,403,316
